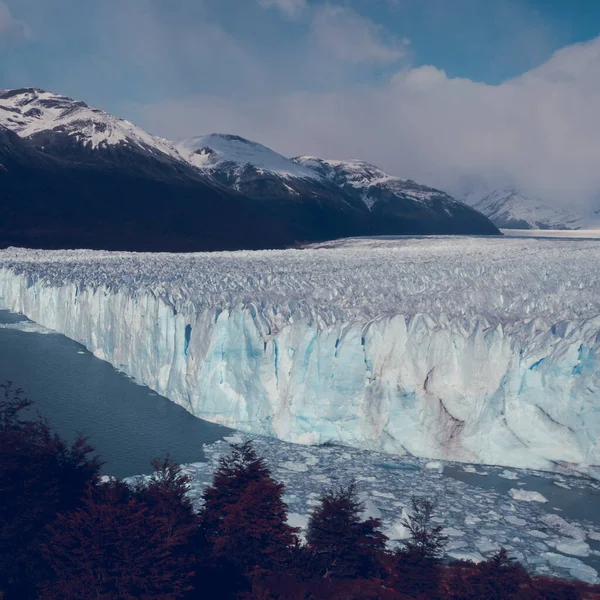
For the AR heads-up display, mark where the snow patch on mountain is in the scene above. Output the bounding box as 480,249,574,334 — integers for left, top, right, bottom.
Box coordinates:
294,156,460,209
0,88,179,157
175,134,318,180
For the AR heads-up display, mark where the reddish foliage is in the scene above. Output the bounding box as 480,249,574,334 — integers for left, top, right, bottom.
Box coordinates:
135,456,200,546
243,574,410,599
196,441,298,595
213,478,298,575
386,497,448,598
40,482,195,600
444,549,530,599
0,383,101,599
2,385,600,600
441,556,600,600
306,480,388,579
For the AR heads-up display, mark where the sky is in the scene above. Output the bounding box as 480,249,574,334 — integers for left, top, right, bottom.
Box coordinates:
1,0,600,205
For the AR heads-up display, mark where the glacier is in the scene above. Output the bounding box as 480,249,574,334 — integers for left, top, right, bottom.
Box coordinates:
0,236,599,475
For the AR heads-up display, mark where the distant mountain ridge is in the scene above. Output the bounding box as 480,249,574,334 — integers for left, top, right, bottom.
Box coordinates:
459,186,593,231
0,87,499,251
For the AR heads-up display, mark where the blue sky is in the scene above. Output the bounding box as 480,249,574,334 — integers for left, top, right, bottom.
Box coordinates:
2,0,598,108
1,0,600,202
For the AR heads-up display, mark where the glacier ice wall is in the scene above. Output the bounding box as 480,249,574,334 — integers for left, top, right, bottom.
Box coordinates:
0,238,599,474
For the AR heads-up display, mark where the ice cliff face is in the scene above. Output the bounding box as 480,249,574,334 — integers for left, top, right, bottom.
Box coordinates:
0,237,599,476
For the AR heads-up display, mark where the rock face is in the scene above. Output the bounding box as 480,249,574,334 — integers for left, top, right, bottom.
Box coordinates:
1,236,598,476
0,88,498,251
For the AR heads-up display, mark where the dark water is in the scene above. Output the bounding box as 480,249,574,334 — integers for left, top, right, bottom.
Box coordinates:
444,465,600,572
0,310,231,479
444,466,600,527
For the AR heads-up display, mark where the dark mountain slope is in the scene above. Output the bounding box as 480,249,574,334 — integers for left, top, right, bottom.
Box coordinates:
0,88,499,251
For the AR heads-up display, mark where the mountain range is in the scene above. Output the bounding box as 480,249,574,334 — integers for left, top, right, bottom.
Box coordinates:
0,87,498,251
459,186,599,231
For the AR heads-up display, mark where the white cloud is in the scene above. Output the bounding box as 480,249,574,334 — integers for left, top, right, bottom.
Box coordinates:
0,1,30,41
311,4,406,63
257,0,308,19
138,36,600,207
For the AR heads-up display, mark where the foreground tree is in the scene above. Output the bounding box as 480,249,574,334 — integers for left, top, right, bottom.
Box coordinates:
40,480,195,600
306,480,387,579
390,497,448,598
0,383,101,600
198,441,298,592
477,549,530,600
136,457,200,545
446,549,530,600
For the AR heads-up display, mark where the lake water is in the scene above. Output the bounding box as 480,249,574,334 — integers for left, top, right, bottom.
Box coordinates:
444,466,600,527
444,464,600,574
0,309,231,478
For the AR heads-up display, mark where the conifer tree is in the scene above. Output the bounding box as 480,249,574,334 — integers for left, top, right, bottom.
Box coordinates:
391,497,448,598
40,481,195,600
199,442,298,577
446,549,533,600
136,456,199,544
473,548,529,600
400,497,447,561
0,383,101,600
306,480,387,579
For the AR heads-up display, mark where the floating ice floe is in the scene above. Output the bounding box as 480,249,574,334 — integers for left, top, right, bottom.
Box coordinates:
425,461,444,473
541,514,587,540
0,320,56,334
509,489,548,503
499,470,520,480
554,480,571,489
544,553,599,584
505,515,527,526
554,540,591,557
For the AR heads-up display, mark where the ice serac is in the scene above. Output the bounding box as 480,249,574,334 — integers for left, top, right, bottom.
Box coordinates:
0,237,599,476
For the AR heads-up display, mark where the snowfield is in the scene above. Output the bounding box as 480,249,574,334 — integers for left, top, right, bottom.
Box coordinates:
0,236,599,475
175,134,319,180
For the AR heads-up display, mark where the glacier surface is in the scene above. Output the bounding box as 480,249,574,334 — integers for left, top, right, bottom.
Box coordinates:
0,236,599,474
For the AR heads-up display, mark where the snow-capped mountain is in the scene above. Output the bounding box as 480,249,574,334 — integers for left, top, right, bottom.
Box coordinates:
293,157,447,207
175,134,317,181
175,136,498,236
0,87,499,251
294,156,498,235
174,134,364,209
0,88,179,159
0,88,298,252
461,187,583,230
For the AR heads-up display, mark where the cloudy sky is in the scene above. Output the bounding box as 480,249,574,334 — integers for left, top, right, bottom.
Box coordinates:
1,0,600,204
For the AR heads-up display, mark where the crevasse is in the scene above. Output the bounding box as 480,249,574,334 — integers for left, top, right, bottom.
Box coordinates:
0,238,599,476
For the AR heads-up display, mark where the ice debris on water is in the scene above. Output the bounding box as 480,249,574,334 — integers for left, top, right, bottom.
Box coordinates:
124,434,600,585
